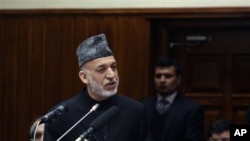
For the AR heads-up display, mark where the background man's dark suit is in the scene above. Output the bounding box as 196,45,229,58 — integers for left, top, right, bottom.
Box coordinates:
142,94,204,141
44,88,150,141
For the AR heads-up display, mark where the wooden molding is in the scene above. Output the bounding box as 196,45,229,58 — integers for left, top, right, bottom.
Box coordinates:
0,7,250,18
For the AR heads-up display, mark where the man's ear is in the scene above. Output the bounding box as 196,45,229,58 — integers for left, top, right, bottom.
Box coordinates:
79,70,88,84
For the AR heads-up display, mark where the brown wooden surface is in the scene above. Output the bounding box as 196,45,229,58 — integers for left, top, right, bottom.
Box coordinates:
1,7,250,141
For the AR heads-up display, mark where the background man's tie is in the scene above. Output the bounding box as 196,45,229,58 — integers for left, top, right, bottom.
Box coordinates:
156,99,170,114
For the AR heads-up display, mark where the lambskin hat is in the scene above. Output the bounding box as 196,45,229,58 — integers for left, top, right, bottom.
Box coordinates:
76,33,113,67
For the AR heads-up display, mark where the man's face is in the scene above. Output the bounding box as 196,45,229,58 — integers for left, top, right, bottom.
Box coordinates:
154,66,181,97
210,131,230,141
80,56,119,100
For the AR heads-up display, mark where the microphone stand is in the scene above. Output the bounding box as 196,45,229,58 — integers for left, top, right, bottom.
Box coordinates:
56,104,99,141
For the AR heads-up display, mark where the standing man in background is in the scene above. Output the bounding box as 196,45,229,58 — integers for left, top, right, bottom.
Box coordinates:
44,33,151,141
142,57,204,141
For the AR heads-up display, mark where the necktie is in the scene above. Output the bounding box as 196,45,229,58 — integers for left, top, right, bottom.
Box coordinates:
156,99,170,114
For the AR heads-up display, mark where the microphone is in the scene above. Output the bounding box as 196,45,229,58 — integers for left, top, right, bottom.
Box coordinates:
56,103,99,141
32,105,67,140
75,106,120,141
40,105,67,123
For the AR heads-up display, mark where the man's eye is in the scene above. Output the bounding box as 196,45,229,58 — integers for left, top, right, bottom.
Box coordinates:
111,65,117,70
35,132,42,138
155,74,162,78
97,68,105,72
155,74,172,78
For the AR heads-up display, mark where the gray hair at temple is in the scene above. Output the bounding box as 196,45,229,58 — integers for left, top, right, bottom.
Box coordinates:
76,33,113,68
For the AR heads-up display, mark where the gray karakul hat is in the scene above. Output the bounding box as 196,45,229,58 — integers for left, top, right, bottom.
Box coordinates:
76,33,113,67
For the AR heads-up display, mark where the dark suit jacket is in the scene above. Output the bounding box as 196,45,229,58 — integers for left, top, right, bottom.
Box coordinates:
44,88,150,141
142,94,204,141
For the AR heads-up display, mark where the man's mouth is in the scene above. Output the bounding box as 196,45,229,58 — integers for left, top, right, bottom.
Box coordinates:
105,82,116,90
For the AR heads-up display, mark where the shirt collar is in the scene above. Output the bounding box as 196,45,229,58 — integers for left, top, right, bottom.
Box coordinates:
157,91,177,104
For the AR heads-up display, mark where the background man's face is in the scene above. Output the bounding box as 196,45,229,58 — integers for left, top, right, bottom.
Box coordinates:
154,66,181,97
210,131,230,141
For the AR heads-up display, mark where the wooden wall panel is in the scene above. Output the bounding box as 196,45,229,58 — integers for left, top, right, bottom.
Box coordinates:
0,15,3,141
16,17,33,140
30,17,46,119
2,17,19,141
129,17,150,99
59,16,76,101
186,55,224,93
44,17,61,111
233,55,250,93
232,107,247,123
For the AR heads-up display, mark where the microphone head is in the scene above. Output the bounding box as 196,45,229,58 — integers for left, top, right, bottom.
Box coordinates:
53,105,67,116
90,103,99,112
90,106,120,131
56,105,66,112
41,105,68,123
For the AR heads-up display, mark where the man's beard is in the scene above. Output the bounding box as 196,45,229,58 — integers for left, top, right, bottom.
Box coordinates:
87,75,119,98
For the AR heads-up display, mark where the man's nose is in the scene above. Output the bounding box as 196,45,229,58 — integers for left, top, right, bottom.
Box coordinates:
106,67,115,78
160,75,166,81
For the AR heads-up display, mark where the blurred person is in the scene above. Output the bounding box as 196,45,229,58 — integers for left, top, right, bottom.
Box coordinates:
207,119,232,141
142,57,204,141
29,118,45,141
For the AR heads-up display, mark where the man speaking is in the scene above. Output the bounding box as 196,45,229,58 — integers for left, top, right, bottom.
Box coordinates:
44,34,151,141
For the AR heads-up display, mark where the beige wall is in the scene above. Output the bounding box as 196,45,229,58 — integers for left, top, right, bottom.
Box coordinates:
0,0,250,9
